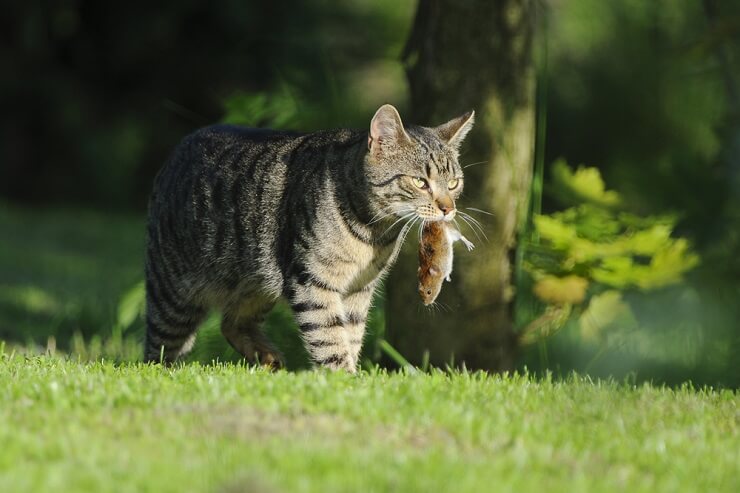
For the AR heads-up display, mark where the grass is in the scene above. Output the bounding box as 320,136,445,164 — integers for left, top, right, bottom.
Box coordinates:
0,203,144,346
0,352,737,493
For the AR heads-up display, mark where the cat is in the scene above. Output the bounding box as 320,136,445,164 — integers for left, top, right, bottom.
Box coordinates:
144,104,474,372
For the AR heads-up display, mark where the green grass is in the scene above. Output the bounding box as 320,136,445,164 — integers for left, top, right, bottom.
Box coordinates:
0,352,737,493
0,203,144,346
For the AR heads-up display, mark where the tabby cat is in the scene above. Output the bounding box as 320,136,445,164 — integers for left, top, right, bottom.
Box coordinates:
144,104,474,372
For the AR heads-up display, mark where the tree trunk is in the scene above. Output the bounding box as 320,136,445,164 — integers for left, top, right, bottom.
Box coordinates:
385,0,536,371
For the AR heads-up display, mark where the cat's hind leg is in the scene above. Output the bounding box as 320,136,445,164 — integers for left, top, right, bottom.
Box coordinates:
221,297,283,369
143,272,206,363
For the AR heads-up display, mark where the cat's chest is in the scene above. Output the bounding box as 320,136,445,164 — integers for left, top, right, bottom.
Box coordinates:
312,238,394,293
344,242,394,291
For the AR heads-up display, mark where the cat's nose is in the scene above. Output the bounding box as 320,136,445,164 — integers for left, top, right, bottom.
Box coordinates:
437,197,455,217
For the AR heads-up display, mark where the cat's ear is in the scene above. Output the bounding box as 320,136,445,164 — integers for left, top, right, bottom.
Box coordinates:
435,110,475,150
369,104,411,155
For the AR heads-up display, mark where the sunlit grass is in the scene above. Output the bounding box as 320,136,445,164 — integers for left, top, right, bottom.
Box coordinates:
0,351,737,493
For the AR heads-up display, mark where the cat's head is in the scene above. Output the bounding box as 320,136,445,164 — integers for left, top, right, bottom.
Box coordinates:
364,104,475,227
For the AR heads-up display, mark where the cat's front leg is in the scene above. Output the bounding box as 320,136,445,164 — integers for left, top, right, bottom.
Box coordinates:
342,284,375,368
288,277,355,372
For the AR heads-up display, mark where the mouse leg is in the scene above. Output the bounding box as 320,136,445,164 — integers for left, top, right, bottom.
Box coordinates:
460,235,475,251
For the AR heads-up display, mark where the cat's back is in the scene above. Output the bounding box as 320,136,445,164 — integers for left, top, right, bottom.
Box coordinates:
147,123,367,299
150,124,307,214
158,124,364,182
166,124,304,174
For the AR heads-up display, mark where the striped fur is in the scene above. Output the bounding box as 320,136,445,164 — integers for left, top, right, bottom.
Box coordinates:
144,104,474,371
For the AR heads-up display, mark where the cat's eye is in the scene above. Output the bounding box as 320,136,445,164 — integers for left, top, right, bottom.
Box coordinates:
447,178,460,190
412,177,428,189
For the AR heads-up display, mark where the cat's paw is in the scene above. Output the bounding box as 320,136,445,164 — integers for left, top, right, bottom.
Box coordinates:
253,348,285,371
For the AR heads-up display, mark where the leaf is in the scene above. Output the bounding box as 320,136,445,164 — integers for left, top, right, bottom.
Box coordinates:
550,159,622,208
222,86,298,128
639,239,700,289
533,214,577,249
117,281,145,330
579,290,637,342
533,275,589,304
520,304,574,345
591,256,635,288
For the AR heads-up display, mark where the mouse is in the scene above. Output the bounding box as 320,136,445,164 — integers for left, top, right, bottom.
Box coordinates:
418,221,474,306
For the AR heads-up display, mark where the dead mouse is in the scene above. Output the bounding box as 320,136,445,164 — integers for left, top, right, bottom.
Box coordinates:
418,221,474,305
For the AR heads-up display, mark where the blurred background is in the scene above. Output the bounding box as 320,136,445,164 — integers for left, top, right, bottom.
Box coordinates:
1,0,737,387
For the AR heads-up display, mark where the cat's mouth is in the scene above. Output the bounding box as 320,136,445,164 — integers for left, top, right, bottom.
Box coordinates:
416,211,455,222
414,204,456,222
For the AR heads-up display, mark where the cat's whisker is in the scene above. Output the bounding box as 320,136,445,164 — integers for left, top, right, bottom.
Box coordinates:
457,215,483,244
464,216,488,243
463,216,488,240
395,216,415,248
464,207,494,216
367,211,391,225
401,216,421,246
401,216,420,245
418,218,428,243
381,212,416,238
458,210,486,226
462,160,488,169
458,211,488,241
368,214,390,226
465,218,488,242
368,205,414,225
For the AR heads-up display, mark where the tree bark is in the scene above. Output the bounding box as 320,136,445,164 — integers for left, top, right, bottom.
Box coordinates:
385,0,536,371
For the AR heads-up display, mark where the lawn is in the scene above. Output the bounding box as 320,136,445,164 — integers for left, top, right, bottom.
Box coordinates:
0,352,737,493
0,203,144,347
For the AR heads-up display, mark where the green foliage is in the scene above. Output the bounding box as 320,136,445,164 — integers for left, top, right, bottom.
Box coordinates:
115,280,145,332
0,203,144,347
549,158,621,208
579,290,638,342
531,205,699,290
523,162,699,344
1,352,737,493
222,87,299,129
